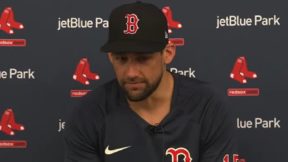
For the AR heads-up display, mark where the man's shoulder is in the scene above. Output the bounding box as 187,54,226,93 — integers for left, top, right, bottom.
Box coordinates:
173,73,230,114
173,74,232,127
64,80,120,143
69,79,119,121
174,74,218,99
83,79,119,104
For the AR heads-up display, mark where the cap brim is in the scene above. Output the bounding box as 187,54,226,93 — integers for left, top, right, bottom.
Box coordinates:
100,40,167,53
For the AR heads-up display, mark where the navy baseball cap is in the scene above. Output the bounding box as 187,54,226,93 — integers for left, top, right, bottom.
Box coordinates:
100,1,169,53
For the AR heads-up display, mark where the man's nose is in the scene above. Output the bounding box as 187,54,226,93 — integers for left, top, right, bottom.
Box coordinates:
125,60,140,78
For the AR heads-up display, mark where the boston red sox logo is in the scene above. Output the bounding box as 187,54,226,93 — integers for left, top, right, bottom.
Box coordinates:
0,108,25,136
123,13,139,34
0,7,24,34
166,147,192,162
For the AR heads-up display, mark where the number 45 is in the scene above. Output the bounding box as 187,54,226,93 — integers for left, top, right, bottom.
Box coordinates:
223,154,245,162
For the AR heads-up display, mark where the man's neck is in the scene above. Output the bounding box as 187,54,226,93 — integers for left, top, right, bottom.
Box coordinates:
127,71,174,125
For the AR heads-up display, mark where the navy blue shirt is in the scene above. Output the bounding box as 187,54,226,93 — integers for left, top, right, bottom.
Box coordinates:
64,74,237,162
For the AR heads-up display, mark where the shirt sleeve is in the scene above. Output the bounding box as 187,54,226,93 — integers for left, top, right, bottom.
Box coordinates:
64,100,104,162
199,94,238,162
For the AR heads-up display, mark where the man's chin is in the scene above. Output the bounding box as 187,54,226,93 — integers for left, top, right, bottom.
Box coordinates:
126,91,148,102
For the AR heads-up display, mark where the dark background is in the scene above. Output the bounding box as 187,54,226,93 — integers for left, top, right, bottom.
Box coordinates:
0,0,287,161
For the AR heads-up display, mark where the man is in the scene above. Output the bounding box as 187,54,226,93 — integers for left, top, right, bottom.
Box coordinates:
64,2,237,162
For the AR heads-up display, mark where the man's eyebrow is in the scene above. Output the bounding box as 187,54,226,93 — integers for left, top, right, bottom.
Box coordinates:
112,52,154,55
112,52,126,55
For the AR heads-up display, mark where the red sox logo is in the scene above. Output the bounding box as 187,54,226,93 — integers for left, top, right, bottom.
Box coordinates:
73,57,100,85
123,13,139,34
0,108,25,136
230,56,257,84
0,7,24,34
166,147,192,162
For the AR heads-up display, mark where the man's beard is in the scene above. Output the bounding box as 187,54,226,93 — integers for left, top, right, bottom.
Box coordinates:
120,72,163,102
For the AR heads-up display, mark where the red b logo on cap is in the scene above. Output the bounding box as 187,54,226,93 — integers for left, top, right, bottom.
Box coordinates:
123,13,139,34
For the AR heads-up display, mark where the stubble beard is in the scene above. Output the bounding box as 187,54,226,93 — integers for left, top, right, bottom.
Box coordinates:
120,71,164,102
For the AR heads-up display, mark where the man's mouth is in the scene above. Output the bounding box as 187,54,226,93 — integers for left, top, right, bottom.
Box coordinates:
124,82,145,90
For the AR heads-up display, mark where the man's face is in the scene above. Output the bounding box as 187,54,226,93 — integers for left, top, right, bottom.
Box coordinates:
109,52,166,101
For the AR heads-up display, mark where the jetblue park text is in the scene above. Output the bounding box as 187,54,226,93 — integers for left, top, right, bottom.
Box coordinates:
57,17,109,30
216,15,280,29
0,68,35,79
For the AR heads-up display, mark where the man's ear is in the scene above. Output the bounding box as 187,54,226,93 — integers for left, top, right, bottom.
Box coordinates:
107,52,113,63
163,43,176,64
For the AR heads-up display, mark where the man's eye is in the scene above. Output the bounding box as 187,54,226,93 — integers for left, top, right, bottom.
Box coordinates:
137,56,150,62
115,56,128,63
